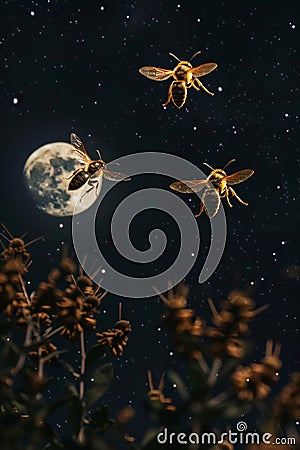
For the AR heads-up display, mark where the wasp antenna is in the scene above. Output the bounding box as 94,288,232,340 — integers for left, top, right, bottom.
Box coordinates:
203,162,215,171
169,52,181,62
222,159,236,170
24,236,43,248
189,50,202,62
96,149,103,160
1,223,14,239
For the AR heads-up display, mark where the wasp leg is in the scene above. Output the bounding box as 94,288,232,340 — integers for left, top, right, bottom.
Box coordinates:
190,79,200,91
195,201,204,218
193,77,214,96
80,179,99,202
229,187,249,206
226,192,233,208
162,85,173,107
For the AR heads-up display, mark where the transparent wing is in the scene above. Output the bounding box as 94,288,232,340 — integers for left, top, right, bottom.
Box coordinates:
70,133,91,163
170,180,207,194
190,63,218,78
139,66,173,81
223,169,254,185
102,169,131,182
202,188,221,218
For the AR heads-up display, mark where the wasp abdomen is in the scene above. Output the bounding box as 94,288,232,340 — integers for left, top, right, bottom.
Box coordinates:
68,171,90,190
171,81,187,109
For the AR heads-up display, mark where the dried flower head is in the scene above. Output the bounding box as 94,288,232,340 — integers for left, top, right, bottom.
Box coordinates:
96,320,131,357
274,372,300,422
56,294,97,340
28,342,58,363
3,292,31,326
231,340,281,402
155,282,189,310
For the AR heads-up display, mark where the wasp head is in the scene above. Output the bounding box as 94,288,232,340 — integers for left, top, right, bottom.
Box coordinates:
208,169,226,185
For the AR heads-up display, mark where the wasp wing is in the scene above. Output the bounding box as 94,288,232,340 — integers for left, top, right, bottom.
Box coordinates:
70,133,91,163
139,66,173,81
190,63,218,78
201,188,221,218
223,169,254,185
102,169,131,182
170,180,207,194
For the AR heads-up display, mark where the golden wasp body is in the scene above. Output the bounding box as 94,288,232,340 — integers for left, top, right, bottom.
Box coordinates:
67,133,130,197
139,51,217,108
170,159,254,218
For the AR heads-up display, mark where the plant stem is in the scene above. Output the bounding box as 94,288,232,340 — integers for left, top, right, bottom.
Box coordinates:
207,391,229,407
78,330,86,445
38,345,44,379
79,330,86,401
208,358,222,386
11,322,33,376
43,325,64,340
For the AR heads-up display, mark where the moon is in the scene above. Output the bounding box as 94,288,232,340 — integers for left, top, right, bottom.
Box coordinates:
23,142,102,217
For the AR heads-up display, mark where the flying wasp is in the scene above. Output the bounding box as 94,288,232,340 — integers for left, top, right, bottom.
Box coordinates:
67,133,130,198
170,159,254,218
139,50,217,109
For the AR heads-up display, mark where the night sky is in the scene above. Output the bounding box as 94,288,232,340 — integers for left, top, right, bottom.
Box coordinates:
0,0,299,442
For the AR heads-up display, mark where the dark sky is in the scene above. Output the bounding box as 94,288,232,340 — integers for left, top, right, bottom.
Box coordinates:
0,0,299,443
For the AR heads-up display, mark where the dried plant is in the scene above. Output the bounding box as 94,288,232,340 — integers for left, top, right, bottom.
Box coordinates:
0,228,298,450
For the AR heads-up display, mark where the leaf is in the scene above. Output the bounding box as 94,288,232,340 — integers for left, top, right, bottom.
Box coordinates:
0,320,13,336
42,442,64,450
221,399,252,418
86,343,107,370
54,359,80,378
0,341,20,369
141,427,163,449
85,363,114,409
47,396,73,416
86,405,115,435
168,370,189,402
188,363,209,399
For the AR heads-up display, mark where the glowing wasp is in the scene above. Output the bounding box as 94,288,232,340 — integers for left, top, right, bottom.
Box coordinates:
139,50,217,108
67,133,130,198
170,159,254,218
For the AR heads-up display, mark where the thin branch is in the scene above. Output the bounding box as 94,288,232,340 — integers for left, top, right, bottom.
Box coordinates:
79,330,86,401
208,358,222,386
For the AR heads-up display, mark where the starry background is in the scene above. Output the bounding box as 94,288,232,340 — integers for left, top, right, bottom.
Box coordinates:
0,0,299,442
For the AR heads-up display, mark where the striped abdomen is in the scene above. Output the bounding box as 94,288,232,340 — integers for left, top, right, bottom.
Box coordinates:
171,81,187,109
68,170,90,190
